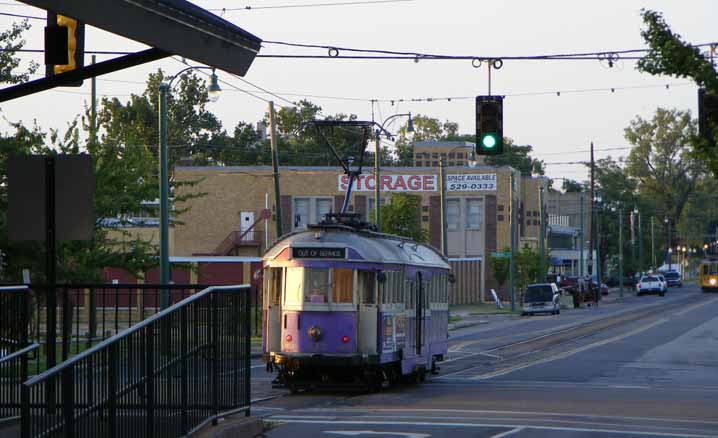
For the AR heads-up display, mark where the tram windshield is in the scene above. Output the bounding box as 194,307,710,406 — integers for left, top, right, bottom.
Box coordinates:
285,267,354,306
702,263,718,275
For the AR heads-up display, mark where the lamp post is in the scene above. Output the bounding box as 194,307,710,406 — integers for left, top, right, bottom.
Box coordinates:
665,217,672,270
158,67,221,307
373,113,414,232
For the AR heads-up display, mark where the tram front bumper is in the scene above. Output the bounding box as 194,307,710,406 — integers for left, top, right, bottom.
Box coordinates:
271,352,379,369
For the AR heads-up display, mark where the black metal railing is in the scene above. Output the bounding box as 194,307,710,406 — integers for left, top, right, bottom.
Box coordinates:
0,286,30,356
0,343,40,421
19,283,210,374
21,284,251,438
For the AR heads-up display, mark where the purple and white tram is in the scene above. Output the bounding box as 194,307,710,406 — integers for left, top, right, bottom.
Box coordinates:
262,221,451,390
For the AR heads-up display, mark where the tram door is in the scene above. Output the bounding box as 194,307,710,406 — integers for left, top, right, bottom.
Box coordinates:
358,271,377,354
264,268,283,352
415,273,424,356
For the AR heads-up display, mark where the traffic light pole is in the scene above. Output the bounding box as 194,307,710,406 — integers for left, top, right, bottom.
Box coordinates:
619,208,624,300
539,185,546,282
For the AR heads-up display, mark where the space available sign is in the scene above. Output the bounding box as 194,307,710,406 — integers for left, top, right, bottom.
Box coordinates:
446,173,497,191
337,173,496,192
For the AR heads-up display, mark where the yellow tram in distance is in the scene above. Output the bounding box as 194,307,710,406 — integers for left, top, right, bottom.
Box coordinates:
699,257,718,292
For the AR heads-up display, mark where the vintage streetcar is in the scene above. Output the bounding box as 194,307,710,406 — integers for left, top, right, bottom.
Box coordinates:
261,215,452,391
699,257,718,292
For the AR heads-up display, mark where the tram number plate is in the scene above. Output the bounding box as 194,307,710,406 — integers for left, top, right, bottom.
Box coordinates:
292,247,346,259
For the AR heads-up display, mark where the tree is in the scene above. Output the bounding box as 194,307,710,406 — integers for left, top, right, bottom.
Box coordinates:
490,248,510,290
515,244,541,293
561,179,585,193
373,193,427,242
0,20,37,85
637,9,718,177
394,115,461,165
624,108,704,226
483,139,545,176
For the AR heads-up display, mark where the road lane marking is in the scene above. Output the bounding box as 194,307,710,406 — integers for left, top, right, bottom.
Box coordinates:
266,418,718,438
326,431,429,437
674,298,718,316
300,407,718,426
469,317,669,380
489,427,524,438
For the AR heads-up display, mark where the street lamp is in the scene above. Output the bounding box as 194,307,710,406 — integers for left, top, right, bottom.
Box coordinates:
158,66,221,307
373,113,414,232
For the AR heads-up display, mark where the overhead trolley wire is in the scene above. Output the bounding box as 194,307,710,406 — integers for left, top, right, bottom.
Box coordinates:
208,0,415,12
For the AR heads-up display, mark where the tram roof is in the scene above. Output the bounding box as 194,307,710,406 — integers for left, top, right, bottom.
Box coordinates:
264,225,451,270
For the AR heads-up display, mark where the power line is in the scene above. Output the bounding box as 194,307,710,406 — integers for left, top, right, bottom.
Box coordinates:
209,0,414,12
0,11,42,19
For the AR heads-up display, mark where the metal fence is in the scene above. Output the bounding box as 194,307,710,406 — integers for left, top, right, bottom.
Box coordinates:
0,344,39,420
21,284,251,438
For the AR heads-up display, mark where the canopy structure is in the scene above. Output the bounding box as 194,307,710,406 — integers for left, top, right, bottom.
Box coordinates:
0,0,262,101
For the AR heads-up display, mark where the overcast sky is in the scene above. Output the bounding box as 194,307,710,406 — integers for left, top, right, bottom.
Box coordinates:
1,0,716,183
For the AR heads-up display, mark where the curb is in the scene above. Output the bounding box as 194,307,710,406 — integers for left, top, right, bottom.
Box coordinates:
449,319,489,331
192,417,264,438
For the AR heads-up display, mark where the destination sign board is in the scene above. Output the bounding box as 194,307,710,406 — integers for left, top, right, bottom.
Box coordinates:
292,247,346,259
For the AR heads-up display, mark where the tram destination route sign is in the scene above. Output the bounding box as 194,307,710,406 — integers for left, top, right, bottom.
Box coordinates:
292,247,347,259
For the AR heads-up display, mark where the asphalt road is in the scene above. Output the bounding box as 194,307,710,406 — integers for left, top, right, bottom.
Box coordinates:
255,284,718,437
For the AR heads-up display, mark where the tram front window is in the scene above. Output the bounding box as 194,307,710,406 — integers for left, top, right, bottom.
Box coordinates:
305,268,331,303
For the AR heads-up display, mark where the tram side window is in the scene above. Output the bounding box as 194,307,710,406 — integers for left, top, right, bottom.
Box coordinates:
305,268,330,303
332,268,354,303
359,271,376,304
267,268,282,305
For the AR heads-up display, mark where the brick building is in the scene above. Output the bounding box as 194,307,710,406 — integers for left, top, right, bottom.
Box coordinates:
172,163,546,303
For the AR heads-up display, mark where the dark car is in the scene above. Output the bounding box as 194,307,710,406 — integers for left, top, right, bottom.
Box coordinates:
559,276,579,292
661,270,682,287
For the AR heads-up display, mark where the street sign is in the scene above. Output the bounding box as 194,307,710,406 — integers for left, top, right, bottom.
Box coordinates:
491,251,510,258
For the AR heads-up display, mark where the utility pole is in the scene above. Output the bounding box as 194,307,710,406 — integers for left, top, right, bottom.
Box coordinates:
651,216,655,269
374,129,381,232
539,185,546,282
667,219,672,271
579,195,584,277
158,82,170,297
439,157,447,255
509,172,516,312
268,101,283,239
589,142,595,277
619,207,624,300
638,210,643,271
90,55,97,147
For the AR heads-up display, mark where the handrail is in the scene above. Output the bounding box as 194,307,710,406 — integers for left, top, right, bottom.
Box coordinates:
24,284,250,386
0,283,210,289
0,343,39,364
0,285,29,292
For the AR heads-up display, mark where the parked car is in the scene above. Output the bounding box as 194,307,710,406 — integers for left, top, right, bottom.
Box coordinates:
636,275,666,296
559,276,579,292
661,270,682,288
522,283,561,316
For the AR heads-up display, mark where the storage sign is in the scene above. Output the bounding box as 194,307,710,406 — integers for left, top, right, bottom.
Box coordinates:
338,173,496,192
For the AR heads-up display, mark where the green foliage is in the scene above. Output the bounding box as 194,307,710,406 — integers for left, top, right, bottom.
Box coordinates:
483,138,545,176
373,193,427,242
394,115,461,165
637,9,718,177
490,247,510,287
516,244,542,292
560,179,585,193
0,20,37,85
624,108,704,223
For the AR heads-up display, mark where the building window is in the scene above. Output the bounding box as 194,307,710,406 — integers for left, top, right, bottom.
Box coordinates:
456,153,464,159
422,205,429,212
432,152,438,159
466,199,483,230
415,161,422,167
448,153,455,159
432,161,439,167
449,161,456,167
316,198,332,223
447,199,460,231
498,205,504,212
294,198,310,230
498,214,505,221
422,215,429,222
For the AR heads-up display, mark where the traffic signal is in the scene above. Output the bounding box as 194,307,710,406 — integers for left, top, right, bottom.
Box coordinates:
476,95,504,155
44,12,84,85
699,88,718,147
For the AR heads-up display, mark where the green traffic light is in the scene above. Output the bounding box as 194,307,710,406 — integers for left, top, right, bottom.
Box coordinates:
482,134,497,149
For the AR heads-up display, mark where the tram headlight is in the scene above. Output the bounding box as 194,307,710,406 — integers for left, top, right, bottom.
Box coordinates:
709,278,716,286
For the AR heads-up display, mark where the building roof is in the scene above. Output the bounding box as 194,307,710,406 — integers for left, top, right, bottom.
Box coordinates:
413,140,475,148
175,164,513,172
